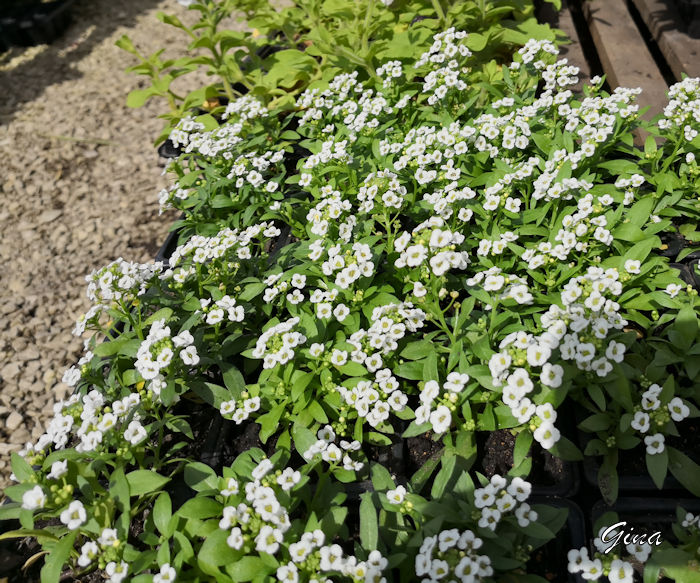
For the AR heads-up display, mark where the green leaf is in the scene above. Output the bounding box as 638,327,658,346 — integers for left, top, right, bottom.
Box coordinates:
548,436,583,461
11,452,34,482
668,447,700,496
126,470,170,497
672,305,698,352
40,531,78,583
222,364,247,394
177,497,223,520
153,492,172,536
227,556,276,582
400,339,435,360
359,493,378,551
598,453,619,505
431,453,456,499
646,449,668,489
370,463,395,491
513,431,533,469
126,88,156,108
145,307,173,326
578,413,612,433
191,381,232,408
184,462,219,493
198,528,234,574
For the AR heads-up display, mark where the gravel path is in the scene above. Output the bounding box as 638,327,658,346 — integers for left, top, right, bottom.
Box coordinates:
0,0,247,488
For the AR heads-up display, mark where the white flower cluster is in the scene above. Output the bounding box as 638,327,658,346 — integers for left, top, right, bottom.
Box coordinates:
76,528,154,583
522,190,622,269
413,28,471,106
219,395,261,424
473,475,537,531
263,272,309,305
296,71,393,136
658,77,700,136
226,148,285,192
347,302,426,368
303,138,352,171
394,217,470,278
475,231,518,258
567,547,634,583
135,319,199,381
682,511,700,528
168,222,281,273
20,389,143,459
221,94,269,123
488,332,563,448
276,537,387,583
303,425,364,471
336,368,408,428
465,267,533,305
306,184,353,238
218,458,294,554
414,372,470,433
251,317,307,369
168,96,268,160
376,59,403,88
168,115,206,148
310,241,375,289
415,529,493,582
199,294,245,325
542,267,627,375
357,169,407,213
84,258,163,312
629,383,690,455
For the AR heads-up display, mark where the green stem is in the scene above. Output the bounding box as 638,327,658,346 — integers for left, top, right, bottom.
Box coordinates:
360,0,374,55
432,0,446,23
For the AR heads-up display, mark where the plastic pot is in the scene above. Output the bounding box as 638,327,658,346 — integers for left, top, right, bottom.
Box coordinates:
590,496,700,549
0,0,74,48
528,497,587,583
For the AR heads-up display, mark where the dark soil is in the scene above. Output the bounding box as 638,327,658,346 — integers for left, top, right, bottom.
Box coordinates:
405,432,443,476
611,419,700,483
526,520,573,582
479,429,566,488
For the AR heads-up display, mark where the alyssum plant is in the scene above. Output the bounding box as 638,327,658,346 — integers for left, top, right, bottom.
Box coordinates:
116,0,561,144
2,23,700,583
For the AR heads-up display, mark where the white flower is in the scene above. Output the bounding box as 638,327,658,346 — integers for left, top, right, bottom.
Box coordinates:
668,397,690,422
386,485,406,504
429,405,452,433
227,527,244,550
276,563,299,582
60,500,87,530
624,259,641,274
631,411,650,433
277,468,301,491
22,485,46,510
567,547,589,573
124,420,147,445
252,459,274,480
644,433,665,455
105,561,129,583
77,541,99,567
608,559,633,583
255,525,283,554
98,528,118,546
533,421,560,449
180,345,200,365
540,363,564,388
154,563,177,583
665,283,682,298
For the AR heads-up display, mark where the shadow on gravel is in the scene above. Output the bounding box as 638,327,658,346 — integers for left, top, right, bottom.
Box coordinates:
0,0,162,122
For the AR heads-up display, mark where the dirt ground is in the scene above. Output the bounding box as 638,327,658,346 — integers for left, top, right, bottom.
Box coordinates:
0,0,248,488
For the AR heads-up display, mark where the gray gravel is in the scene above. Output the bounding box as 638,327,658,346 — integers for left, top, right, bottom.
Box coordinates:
0,0,249,488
